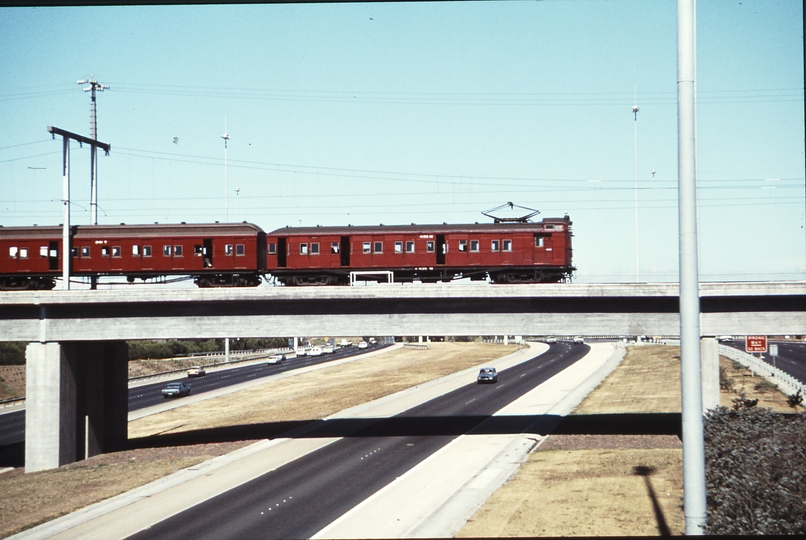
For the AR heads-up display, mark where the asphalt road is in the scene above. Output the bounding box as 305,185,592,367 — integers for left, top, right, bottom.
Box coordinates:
723,339,806,384
0,345,389,454
129,342,590,540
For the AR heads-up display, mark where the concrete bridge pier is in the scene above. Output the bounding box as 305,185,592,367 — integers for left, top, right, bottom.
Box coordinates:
25,341,128,472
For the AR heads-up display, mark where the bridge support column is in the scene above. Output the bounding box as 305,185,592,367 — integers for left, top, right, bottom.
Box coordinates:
25,341,128,472
701,337,720,411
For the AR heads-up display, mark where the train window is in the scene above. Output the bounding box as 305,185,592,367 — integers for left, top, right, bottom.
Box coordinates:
143,245,152,257
491,240,499,251
81,246,90,258
458,240,467,252
535,235,545,248
40,246,48,258
132,245,140,256
374,241,383,253
101,246,110,257
406,241,415,253
300,243,308,255
394,242,403,253
426,241,434,252
331,242,339,254
112,246,121,257
174,245,183,256
71,247,78,258
236,244,245,256
268,243,277,255
225,244,233,256
310,243,319,255
162,245,171,257
503,239,512,251
19,248,28,259
9,247,18,258
194,245,203,256
470,240,479,252
363,242,371,254
545,224,555,229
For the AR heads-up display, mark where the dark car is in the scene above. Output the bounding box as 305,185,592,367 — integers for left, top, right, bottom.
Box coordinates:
162,381,191,398
477,367,498,384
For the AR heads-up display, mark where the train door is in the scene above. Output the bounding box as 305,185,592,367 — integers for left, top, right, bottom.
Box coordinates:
48,241,59,271
340,236,350,266
277,237,287,268
436,234,446,265
203,239,213,268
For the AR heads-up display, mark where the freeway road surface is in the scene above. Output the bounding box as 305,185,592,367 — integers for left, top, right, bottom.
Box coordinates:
126,342,590,540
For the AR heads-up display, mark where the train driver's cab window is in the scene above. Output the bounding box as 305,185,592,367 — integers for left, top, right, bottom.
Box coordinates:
394,241,403,253
331,242,339,254
491,240,500,252
406,241,415,253
470,240,480,252
458,240,467,252
236,244,245,256
503,240,513,252
310,243,319,255
163,245,171,257
300,243,308,255
426,241,435,252
81,246,90,258
8,247,18,258
363,242,371,254
373,241,383,253
132,245,140,256
112,246,121,257
535,235,544,248
225,244,234,256
143,245,152,257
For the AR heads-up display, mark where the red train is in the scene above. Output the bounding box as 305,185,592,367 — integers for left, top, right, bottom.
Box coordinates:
0,216,574,289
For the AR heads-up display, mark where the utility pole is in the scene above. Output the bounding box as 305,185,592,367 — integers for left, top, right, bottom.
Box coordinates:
222,119,230,223
47,126,110,291
632,91,640,283
77,78,109,226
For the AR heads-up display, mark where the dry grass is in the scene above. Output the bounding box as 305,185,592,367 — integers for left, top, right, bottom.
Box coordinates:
0,365,25,400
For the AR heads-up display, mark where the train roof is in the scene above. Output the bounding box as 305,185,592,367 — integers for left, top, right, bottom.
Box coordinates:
0,222,265,240
267,217,571,236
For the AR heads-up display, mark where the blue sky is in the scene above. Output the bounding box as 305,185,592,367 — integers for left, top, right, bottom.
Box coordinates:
1,0,803,284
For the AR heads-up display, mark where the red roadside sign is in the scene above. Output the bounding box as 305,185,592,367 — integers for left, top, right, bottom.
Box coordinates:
745,335,767,353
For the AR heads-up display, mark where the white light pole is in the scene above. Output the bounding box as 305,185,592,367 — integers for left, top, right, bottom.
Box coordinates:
632,93,640,282
222,126,230,223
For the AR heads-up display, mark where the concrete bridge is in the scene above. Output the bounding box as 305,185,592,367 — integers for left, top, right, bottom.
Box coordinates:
2,281,804,471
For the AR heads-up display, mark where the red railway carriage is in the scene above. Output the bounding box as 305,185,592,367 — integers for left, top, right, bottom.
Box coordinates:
265,216,574,285
0,222,266,290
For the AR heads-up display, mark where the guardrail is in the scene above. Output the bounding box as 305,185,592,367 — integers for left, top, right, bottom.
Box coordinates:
128,348,294,383
718,344,805,397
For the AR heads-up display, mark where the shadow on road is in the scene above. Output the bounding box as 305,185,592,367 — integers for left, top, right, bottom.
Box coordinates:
128,412,682,450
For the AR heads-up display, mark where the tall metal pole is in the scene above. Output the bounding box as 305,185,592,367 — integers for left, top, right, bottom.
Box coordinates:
77,78,109,226
61,137,70,290
633,94,640,282
678,0,706,534
222,121,230,223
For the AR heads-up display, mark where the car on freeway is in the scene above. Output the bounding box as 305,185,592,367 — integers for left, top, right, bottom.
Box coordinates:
357,341,368,349
187,366,206,377
477,367,498,384
162,381,191,398
322,345,334,354
369,338,378,345
309,347,323,356
296,348,308,357
573,337,584,344
266,354,286,365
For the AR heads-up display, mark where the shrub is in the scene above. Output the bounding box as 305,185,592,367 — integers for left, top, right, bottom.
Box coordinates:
787,390,804,408
719,365,735,391
0,342,26,365
704,406,806,534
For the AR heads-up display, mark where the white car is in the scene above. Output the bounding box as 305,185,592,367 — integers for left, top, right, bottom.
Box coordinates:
322,345,334,354
296,348,308,357
309,347,323,356
357,341,368,349
266,354,286,365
